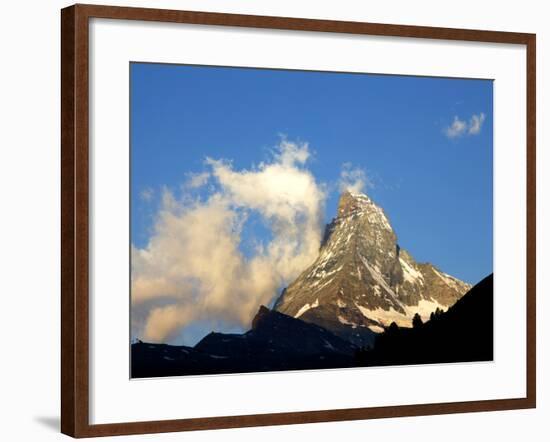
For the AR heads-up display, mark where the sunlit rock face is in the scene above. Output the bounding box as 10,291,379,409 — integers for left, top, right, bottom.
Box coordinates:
273,191,471,346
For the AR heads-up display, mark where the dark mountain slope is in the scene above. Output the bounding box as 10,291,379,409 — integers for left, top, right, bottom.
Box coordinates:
132,306,356,378
132,274,492,377
355,273,494,366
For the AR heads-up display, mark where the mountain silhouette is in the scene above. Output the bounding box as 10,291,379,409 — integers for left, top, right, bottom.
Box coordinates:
132,274,493,377
355,273,493,366
132,306,356,377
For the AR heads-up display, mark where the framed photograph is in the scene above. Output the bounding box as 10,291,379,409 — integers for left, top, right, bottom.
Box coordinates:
61,4,536,438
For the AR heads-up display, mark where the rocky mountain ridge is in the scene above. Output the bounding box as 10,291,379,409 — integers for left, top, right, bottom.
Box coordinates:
273,191,471,346
132,305,357,377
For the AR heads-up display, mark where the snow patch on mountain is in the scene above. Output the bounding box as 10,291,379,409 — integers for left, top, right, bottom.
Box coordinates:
337,315,354,326
406,298,447,321
295,298,319,318
400,257,424,285
368,325,385,333
359,254,398,298
356,297,448,328
356,304,410,328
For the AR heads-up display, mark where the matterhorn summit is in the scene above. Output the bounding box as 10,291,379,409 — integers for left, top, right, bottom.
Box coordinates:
273,191,471,346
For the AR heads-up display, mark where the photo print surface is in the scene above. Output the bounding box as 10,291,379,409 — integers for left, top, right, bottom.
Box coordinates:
130,63,493,378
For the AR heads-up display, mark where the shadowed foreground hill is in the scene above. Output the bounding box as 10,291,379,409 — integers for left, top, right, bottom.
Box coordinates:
132,274,493,378
356,273,493,366
132,306,356,378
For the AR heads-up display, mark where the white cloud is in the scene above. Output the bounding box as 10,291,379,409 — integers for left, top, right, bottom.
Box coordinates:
338,162,371,194
273,139,310,167
445,112,486,139
468,112,486,135
131,140,326,343
185,171,210,188
445,116,468,138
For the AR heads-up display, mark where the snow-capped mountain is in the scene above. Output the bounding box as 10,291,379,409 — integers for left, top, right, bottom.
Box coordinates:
273,191,471,346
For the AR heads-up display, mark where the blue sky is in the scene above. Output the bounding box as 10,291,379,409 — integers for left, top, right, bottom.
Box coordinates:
131,63,493,287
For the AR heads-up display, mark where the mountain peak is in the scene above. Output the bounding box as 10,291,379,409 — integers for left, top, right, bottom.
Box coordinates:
337,191,371,217
251,305,270,329
274,190,472,345
336,191,393,233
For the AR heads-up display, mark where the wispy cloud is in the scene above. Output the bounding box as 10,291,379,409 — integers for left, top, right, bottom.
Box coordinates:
339,163,371,194
131,140,326,343
139,187,154,202
444,112,486,139
468,113,486,135
184,171,210,188
445,116,468,138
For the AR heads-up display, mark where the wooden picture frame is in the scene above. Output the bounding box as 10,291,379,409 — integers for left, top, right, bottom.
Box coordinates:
61,3,536,437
